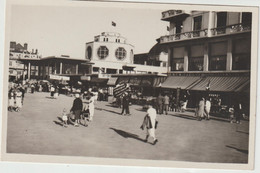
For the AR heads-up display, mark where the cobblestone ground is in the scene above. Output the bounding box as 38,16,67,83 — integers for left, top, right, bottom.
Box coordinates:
6,92,249,163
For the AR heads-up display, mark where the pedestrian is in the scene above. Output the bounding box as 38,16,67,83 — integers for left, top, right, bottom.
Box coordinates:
121,92,130,115
197,97,205,121
70,93,83,127
31,83,35,94
82,99,90,126
163,94,169,115
140,104,158,145
234,99,242,124
204,98,211,120
229,105,235,123
88,94,95,121
156,93,163,114
15,89,23,111
50,85,55,98
8,88,15,112
61,108,68,127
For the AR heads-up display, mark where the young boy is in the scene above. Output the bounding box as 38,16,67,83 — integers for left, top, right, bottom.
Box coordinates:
62,108,68,127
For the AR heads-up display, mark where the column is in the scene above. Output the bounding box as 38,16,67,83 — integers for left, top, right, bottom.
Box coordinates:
23,64,25,80
168,48,172,73
54,62,57,74
207,11,213,37
183,46,189,72
28,62,31,80
226,38,233,71
203,42,209,71
60,62,63,74
76,64,79,74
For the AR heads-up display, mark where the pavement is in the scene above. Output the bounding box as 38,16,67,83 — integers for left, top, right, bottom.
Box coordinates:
6,92,249,163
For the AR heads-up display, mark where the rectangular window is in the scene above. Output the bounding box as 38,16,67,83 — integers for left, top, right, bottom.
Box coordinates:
193,16,202,37
217,12,227,27
93,67,99,72
106,68,117,74
209,42,227,71
171,47,184,71
175,21,183,34
189,45,204,71
242,12,252,27
232,39,251,70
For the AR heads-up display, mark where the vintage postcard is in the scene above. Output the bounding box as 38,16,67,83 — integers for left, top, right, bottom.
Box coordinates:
0,0,258,171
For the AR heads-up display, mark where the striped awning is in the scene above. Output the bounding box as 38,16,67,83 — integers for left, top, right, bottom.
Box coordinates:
160,76,201,89
107,77,118,86
153,76,167,87
189,76,250,92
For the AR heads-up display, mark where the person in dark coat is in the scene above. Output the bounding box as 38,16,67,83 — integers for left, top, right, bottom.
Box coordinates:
70,93,83,126
234,99,242,124
121,92,130,115
156,94,164,114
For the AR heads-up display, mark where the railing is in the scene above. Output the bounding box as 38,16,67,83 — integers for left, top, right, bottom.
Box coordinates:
161,10,190,19
160,29,208,43
211,23,251,36
160,23,251,43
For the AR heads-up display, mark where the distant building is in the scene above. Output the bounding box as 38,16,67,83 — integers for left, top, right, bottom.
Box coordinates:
9,42,41,81
85,32,167,75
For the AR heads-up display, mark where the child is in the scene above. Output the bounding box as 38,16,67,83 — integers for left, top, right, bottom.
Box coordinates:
62,108,68,127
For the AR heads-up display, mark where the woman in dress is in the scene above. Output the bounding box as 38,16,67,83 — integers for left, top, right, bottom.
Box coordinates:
8,88,15,111
197,97,205,121
88,94,95,122
15,89,23,111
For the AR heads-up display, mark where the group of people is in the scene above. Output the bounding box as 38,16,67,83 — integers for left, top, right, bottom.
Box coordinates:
195,97,211,121
62,89,96,127
8,84,25,112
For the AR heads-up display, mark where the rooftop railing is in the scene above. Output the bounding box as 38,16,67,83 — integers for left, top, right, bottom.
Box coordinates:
161,10,191,20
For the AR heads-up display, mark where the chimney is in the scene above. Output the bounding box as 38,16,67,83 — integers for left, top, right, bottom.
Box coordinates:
35,49,38,54
10,42,16,50
24,43,28,50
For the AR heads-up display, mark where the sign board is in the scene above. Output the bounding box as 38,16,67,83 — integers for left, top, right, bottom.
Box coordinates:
49,74,70,81
80,76,91,81
98,73,111,79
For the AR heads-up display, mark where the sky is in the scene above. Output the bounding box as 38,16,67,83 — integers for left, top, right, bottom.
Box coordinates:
10,4,169,58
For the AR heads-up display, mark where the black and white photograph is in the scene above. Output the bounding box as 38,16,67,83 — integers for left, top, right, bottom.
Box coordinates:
0,0,259,171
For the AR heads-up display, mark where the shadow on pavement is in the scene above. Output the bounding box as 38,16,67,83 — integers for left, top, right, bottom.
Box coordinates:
236,130,249,135
226,145,248,154
102,109,122,115
169,113,197,121
53,120,63,127
110,128,146,143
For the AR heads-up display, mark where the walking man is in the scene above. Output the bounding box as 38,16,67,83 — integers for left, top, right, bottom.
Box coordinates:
163,94,169,115
140,104,158,145
121,92,130,115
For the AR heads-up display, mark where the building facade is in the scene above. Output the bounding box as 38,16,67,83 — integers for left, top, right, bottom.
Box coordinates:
85,32,168,74
9,42,41,81
158,10,251,109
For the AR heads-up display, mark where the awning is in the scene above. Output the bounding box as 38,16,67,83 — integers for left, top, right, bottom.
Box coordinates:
107,77,118,86
189,76,250,92
160,76,201,89
153,76,167,87
117,77,130,84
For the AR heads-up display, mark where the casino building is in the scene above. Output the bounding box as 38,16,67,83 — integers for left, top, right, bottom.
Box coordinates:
157,10,251,110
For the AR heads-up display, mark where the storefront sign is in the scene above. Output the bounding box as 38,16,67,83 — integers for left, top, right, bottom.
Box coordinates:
49,74,70,81
80,76,91,81
98,73,111,79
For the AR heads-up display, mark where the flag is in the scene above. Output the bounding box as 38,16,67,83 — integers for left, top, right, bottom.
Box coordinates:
113,83,129,98
112,21,116,27
167,26,170,31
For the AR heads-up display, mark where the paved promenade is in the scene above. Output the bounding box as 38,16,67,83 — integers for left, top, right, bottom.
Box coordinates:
6,92,249,163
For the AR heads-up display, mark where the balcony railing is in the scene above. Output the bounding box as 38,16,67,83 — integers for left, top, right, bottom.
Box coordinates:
160,23,251,43
211,23,251,36
161,10,191,20
160,29,208,43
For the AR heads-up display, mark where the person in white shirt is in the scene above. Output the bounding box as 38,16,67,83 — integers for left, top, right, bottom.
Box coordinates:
141,105,158,145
